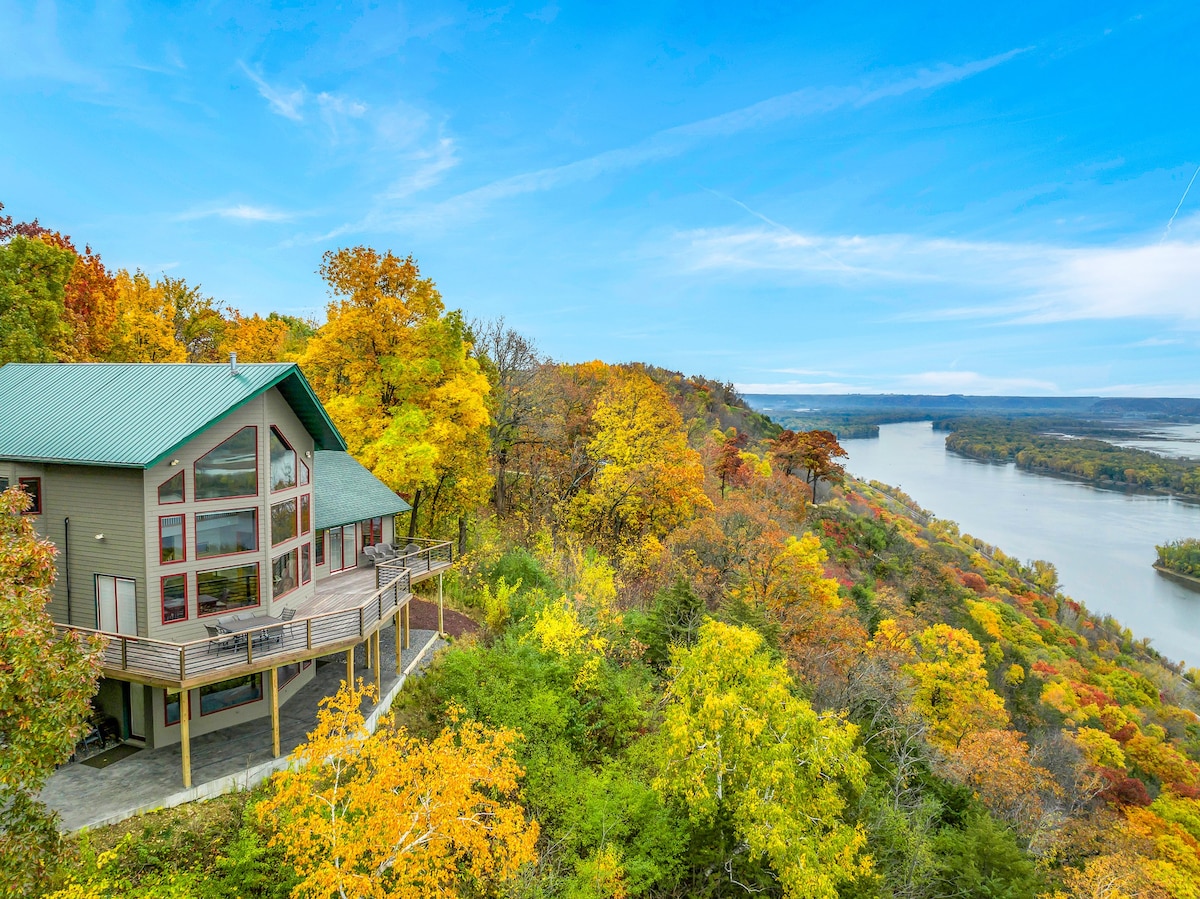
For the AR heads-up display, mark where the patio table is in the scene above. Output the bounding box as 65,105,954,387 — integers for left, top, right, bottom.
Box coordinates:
221,615,285,647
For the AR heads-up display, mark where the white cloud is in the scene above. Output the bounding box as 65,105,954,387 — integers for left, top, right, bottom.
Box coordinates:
239,62,306,120
365,49,1027,231
674,217,1200,324
177,204,296,223
895,371,1060,394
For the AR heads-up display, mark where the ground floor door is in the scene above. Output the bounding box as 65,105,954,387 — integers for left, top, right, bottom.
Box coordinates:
96,575,136,635
123,682,146,741
327,524,358,573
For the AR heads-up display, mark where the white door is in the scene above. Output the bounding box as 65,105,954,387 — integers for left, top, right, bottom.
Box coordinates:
96,575,137,635
329,528,343,572
343,524,358,570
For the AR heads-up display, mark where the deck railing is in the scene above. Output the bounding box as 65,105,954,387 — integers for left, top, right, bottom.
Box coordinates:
375,539,453,589
58,567,414,688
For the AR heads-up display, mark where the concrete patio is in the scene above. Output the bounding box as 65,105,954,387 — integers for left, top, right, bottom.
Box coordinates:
41,622,445,833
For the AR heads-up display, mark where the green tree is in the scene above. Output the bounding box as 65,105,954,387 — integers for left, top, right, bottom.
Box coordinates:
0,487,103,894
655,620,870,898
0,234,76,365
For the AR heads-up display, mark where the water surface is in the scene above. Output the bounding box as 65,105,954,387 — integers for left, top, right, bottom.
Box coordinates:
842,422,1200,665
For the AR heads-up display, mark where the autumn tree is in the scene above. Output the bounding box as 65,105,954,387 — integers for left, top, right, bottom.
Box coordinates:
570,370,709,550
656,620,869,898
713,429,749,499
107,271,187,362
158,276,225,362
300,248,492,541
257,682,538,898
771,429,848,502
0,487,103,894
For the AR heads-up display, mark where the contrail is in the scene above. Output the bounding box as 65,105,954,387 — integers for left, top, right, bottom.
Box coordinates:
1162,163,1200,243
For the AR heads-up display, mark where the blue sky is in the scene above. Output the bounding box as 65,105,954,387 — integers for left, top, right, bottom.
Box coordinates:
3,1,1199,396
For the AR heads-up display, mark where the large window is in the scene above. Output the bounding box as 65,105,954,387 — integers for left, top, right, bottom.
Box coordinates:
158,471,184,504
200,674,262,715
195,508,257,558
361,516,383,548
300,494,311,534
197,564,259,617
270,427,296,491
301,543,312,584
195,427,258,500
273,549,298,599
271,499,297,546
18,477,41,515
161,574,187,624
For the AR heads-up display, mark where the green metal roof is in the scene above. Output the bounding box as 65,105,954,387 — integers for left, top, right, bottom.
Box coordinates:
313,450,411,530
0,362,346,468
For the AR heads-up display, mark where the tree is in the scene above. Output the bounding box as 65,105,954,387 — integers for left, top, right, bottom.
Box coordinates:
257,682,538,899
0,487,103,894
470,317,544,516
570,370,710,548
108,271,187,362
713,429,749,499
158,276,226,362
656,620,869,898
0,234,76,365
770,429,848,502
300,247,492,540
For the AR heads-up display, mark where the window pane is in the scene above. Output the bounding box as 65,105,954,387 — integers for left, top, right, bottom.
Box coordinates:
299,459,310,486
195,508,257,558
197,564,259,616
165,690,181,726
158,471,184,503
271,499,297,546
162,574,187,623
195,427,257,500
300,495,311,534
278,663,302,688
273,549,298,598
301,543,312,584
270,427,296,491
18,477,41,514
0,476,9,491
200,674,262,715
160,514,185,563
315,530,326,566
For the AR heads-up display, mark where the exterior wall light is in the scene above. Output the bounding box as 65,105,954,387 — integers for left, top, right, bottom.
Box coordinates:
94,534,105,541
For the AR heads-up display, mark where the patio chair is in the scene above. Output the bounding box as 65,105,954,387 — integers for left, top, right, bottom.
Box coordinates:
271,607,297,644
205,624,238,655
375,544,400,561
362,545,382,566
403,543,421,560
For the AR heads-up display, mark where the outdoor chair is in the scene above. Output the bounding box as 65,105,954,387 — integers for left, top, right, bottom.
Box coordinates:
205,624,238,655
362,545,382,566
375,544,400,561
273,607,298,643
404,543,421,560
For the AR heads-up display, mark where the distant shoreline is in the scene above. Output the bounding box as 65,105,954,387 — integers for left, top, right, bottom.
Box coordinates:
1153,564,1200,594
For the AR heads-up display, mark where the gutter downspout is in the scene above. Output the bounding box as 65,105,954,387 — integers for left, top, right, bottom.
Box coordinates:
64,516,72,625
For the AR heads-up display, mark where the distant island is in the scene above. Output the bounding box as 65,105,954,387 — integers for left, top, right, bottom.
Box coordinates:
1156,538,1200,592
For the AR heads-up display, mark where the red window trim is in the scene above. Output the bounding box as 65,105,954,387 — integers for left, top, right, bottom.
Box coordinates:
18,477,41,515
270,498,298,547
272,548,300,601
198,675,264,717
269,425,297,493
195,562,261,618
158,471,185,505
301,543,312,585
158,513,187,565
299,458,310,486
194,426,259,503
300,494,311,535
164,689,190,727
194,507,259,561
160,573,189,626
314,529,326,566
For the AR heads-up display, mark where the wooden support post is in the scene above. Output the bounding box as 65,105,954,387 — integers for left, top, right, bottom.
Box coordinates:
438,572,444,637
394,610,402,673
269,667,280,758
179,690,192,789
372,631,381,686
346,644,354,687
364,632,372,669
403,603,410,649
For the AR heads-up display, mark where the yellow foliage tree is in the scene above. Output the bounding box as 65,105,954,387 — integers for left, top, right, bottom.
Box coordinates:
257,682,538,899
301,247,491,538
656,620,870,899
570,371,709,548
107,271,186,362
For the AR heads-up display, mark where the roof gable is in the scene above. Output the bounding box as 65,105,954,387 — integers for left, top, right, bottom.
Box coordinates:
0,363,346,468
313,451,411,530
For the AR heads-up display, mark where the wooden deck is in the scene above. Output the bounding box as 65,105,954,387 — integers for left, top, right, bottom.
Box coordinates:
299,541,455,617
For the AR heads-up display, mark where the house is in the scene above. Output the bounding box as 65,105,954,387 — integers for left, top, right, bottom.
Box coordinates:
0,360,452,786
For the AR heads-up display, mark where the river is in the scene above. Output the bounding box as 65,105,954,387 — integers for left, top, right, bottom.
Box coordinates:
841,421,1200,666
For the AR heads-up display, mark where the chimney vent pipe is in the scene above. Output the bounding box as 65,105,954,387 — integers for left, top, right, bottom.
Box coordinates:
230,352,239,374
